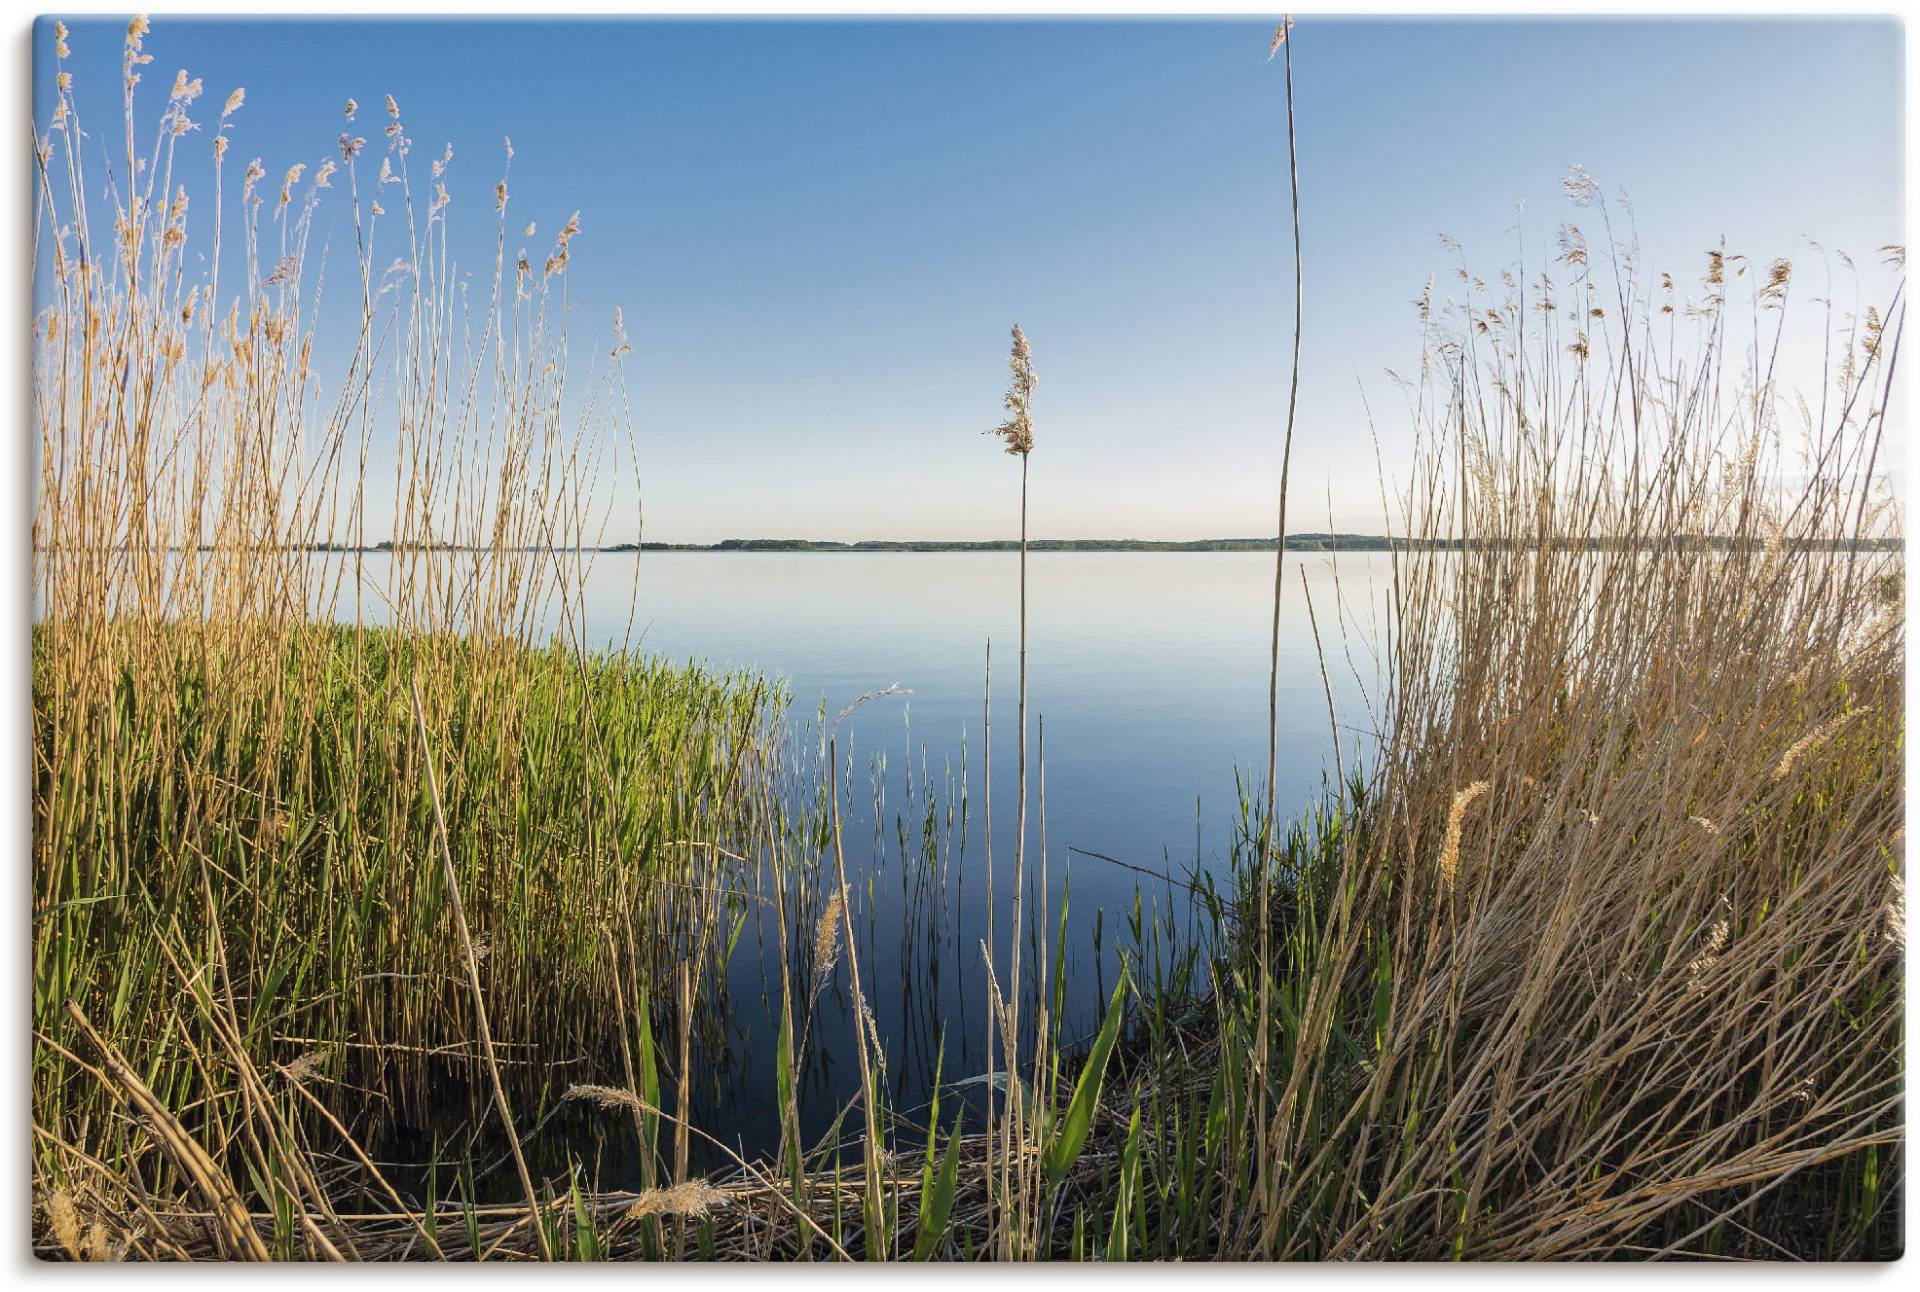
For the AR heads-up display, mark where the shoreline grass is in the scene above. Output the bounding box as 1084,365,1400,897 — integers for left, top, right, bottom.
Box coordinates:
31,16,1904,1261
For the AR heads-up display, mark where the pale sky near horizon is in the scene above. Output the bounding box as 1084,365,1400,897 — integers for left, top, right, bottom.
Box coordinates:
34,15,1906,543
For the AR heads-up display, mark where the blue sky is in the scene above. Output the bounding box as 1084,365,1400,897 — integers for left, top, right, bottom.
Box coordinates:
35,15,1904,541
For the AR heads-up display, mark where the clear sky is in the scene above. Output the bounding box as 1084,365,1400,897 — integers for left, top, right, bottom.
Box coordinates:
35,15,1905,542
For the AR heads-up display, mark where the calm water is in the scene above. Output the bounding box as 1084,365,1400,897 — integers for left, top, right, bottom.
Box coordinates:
524,550,1395,1157
609,548,1390,843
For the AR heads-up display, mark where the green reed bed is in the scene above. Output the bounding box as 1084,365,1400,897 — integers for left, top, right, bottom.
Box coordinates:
33,619,783,1210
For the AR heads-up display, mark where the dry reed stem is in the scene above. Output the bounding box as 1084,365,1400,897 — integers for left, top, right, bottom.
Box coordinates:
1254,12,1306,1220
64,1001,271,1261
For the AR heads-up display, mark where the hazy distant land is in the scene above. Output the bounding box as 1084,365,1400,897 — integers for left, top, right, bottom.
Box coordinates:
253,533,1901,554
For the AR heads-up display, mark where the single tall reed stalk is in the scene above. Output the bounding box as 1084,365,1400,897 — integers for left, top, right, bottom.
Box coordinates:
1253,13,1303,1216
985,323,1036,1256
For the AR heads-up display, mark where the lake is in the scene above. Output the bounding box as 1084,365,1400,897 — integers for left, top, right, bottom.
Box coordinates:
272,548,1395,1158
455,548,1391,1157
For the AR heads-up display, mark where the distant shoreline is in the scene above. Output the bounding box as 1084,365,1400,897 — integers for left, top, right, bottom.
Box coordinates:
66,534,1905,555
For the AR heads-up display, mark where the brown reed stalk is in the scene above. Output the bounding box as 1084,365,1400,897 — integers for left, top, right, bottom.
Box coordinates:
985,322,1036,1256
1254,13,1304,1216
64,1000,272,1262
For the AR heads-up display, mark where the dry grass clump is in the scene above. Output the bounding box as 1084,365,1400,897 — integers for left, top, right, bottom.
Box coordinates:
1209,174,1905,1258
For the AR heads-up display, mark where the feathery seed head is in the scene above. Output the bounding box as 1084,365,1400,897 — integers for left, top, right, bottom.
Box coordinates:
1772,711,1850,782
623,1180,728,1221
1439,780,1491,891
988,324,1036,456
563,1083,646,1113
1761,258,1792,307
123,18,152,87
812,890,844,993
1267,16,1292,62
543,211,581,276
1687,912,1730,995
1557,223,1588,267
46,1191,82,1260
1561,164,1599,207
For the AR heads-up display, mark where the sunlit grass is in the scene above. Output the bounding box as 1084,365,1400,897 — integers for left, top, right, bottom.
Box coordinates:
30,16,1904,1262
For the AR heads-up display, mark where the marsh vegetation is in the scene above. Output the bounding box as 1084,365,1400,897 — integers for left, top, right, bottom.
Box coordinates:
31,17,1904,1260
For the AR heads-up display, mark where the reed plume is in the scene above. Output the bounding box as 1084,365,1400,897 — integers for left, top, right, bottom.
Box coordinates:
1437,780,1491,891
810,890,844,998
623,1180,729,1221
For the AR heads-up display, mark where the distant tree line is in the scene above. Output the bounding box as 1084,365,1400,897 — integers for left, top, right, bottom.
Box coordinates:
606,534,1902,554
95,534,1903,554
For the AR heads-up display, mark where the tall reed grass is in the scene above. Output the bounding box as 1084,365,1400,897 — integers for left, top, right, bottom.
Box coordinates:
33,16,789,1257
1193,181,1905,1259
31,17,1903,1262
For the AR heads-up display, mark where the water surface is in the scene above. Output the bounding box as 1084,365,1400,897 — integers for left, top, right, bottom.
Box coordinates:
535,549,1393,1156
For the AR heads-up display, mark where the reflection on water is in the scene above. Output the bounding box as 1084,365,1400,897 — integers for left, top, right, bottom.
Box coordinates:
489,550,1392,1161
57,548,1395,1164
